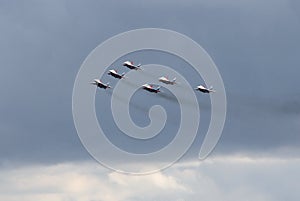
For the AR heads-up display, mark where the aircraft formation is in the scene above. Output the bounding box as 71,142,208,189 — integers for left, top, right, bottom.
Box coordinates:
91,60,215,94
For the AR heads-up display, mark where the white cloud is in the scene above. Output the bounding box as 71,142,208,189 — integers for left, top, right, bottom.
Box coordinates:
0,156,299,201
0,162,187,201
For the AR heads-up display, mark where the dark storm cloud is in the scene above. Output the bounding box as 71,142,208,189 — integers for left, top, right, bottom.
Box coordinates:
0,0,299,165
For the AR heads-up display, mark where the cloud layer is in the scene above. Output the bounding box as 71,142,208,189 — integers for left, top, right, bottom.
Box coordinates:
1,156,299,201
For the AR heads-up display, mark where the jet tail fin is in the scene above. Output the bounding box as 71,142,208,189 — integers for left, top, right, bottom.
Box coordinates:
157,86,162,92
209,86,216,92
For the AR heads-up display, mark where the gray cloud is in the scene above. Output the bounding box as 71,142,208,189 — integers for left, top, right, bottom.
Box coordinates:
0,0,299,166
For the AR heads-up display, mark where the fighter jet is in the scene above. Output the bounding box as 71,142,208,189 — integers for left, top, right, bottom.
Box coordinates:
195,85,215,93
142,84,161,93
108,69,126,79
123,61,141,70
159,76,177,85
91,79,111,89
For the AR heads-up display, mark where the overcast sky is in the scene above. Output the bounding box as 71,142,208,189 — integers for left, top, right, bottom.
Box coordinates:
0,0,299,200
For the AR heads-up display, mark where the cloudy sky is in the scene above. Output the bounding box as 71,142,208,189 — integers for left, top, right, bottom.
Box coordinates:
1,0,300,200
